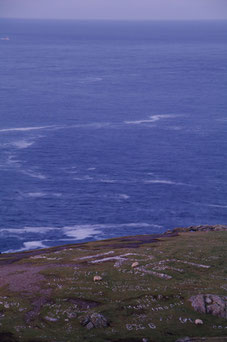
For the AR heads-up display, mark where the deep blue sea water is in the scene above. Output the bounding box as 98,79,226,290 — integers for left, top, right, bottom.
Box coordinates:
0,19,227,253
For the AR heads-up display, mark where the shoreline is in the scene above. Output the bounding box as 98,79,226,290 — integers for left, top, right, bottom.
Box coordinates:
1,224,226,260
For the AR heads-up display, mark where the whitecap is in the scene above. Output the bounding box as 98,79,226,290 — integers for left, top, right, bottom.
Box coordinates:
144,180,177,185
99,179,116,183
23,241,47,250
64,222,159,231
62,223,157,240
27,192,47,198
125,114,181,125
207,204,227,208
11,140,34,149
1,222,162,252
5,241,48,253
119,194,130,200
63,226,103,240
26,192,62,198
149,114,180,121
22,170,46,180
124,119,156,125
6,154,21,166
0,125,59,133
144,179,189,186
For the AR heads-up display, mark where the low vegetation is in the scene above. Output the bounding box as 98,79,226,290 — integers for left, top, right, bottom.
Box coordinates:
0,226,226,342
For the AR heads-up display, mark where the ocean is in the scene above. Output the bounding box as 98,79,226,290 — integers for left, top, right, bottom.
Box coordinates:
0,19,227,253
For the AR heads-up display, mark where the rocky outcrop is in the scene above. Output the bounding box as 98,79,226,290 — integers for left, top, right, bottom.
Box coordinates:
172,225,227,233
80,313,109,329
189,294,227,319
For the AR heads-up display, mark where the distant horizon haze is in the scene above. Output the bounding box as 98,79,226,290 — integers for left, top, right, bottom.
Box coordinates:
0,0,227,20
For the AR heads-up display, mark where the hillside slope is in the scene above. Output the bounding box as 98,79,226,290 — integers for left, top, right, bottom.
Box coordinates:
0,226,226,342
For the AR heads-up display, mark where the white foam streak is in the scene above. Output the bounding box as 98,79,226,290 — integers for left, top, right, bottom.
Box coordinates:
207,204,227,208
125,114,180,125
63,223,159,239
144,179,189,186
24,241,47,250
5,241,47,253
99,179,116,183
1,222,161,252
27,192,62,198
119,194,130,200
1,223,158,237
144,180,177,185
1,227,57,235
27,192,46,198
125,119,156,125
11,140,34,149
63,227,102,240
22,170,46,180
0,125,58,133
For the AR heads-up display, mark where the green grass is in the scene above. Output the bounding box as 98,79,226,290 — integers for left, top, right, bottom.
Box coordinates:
0,231,226,342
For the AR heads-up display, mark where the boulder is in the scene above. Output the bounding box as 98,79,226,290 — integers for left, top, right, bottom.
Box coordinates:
80,313,109,329
131,262,139,268
189,294,227,319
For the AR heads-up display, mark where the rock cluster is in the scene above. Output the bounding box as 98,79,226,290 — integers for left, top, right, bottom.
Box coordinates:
172,225,227,233
189,294,227,319
80,313,109,330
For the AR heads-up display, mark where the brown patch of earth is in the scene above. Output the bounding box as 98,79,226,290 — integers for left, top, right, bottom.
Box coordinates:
0,264,47,293
25,296,50,323
96,232,178,249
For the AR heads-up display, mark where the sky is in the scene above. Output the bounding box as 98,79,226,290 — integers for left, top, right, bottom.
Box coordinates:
0,0,227,20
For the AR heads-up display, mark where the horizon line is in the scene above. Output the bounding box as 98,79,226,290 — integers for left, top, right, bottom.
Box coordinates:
1,17,227,22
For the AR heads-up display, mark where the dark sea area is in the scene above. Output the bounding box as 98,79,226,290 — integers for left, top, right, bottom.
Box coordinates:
0,19,227,253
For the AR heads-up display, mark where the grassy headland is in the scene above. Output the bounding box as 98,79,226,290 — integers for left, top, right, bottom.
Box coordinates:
0,225,226,342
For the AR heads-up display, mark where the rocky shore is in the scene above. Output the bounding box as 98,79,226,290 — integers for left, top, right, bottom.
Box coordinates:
0,225,226,342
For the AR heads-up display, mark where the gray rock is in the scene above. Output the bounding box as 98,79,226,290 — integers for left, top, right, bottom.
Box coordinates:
175,337,191,342
189,294,227,319
173,225,227,233
86,322,94,330
189,295,205,314
205,297,212,304
80,312,109,329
